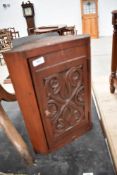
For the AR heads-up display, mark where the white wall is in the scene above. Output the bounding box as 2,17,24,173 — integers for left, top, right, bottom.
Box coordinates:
34,0,82,33
0,0,27,36
0,0,82,37
98,0,117,36
0,0,117,37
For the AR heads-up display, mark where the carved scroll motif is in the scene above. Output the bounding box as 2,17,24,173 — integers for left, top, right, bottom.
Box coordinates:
44,65,85,137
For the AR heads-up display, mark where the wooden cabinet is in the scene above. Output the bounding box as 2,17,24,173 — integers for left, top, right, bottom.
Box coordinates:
4,35,92,153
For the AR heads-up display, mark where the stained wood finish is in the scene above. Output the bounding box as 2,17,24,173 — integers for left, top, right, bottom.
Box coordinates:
34,25,67,35
0,104,33,165
0,85,33,164
21,2,35,35
110,10,117,93
81,0,99,38
34,25,76,36
4,35,92,153
26,17,35,35
0,85,16,101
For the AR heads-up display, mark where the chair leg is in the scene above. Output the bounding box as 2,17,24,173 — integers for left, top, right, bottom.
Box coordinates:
0,104,33,165
0,85,16,101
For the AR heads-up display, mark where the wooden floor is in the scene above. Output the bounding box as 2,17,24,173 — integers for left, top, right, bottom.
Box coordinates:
91,36,117,173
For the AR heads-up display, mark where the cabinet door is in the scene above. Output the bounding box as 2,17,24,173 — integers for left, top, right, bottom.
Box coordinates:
29,56,90,149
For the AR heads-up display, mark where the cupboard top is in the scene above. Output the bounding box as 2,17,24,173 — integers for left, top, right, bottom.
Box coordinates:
5,35,90,53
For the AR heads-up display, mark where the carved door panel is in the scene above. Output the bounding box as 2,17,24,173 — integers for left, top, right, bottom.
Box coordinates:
29,56,90,149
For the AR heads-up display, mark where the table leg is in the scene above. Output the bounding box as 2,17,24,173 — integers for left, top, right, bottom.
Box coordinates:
0,84,33,165
110,20,117,93
0,104,34,165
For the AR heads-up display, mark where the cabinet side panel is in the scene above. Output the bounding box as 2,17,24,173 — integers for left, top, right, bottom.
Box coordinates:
4,52,48,153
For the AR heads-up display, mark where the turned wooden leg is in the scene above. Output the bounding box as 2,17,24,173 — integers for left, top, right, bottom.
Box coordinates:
0,84,34,165
110,72,116,93
110,11,117,93
0,104,33,165
0,84,16,101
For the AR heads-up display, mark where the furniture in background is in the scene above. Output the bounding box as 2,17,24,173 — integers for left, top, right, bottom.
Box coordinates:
34,25,77,36
21,1,35,35
110,10,117,93
0,29,12,65
0,85,33,164
21,1,77,36
4,34,92,153
34,25,67,35
61,25,77,35
8,27,20,40
0,27,20,65
0,29,11,51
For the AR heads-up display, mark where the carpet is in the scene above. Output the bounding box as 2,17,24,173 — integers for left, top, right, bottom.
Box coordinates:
0,100,115,175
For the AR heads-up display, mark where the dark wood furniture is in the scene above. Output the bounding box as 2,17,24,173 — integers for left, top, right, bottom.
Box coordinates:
0,29,12,50
62,26,77,35
34,25,77,36
4,35,92,153
110,10,117,93
0,27,20,65
34,25,67,35
21,1,35,35
8,27,20,39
